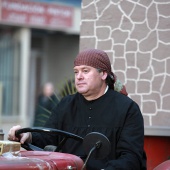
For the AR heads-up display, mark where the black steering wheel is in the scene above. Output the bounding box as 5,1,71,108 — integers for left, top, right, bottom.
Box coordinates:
15,127,83,152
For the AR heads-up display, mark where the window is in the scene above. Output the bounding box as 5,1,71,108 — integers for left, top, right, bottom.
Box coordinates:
0,33,20,116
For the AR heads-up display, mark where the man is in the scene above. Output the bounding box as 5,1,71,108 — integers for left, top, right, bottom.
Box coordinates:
33,82,59,127
8,49,146,170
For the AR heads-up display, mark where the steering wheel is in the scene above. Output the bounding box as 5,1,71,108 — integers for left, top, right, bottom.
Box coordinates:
15,127,83,152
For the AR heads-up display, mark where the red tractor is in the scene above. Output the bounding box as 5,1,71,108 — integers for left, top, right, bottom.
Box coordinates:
0,127,111,170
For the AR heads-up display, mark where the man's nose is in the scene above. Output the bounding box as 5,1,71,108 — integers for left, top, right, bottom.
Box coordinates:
76,72,83,79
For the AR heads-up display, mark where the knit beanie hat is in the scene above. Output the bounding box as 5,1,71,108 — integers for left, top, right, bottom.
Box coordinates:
74,49,128,96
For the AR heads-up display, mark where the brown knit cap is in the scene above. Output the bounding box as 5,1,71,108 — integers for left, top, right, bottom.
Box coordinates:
74,49,112,75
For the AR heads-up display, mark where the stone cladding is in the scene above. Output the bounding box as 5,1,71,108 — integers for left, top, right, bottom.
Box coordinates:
80,0,170,132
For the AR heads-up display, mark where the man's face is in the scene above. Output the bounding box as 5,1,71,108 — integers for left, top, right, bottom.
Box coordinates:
73,65,107,98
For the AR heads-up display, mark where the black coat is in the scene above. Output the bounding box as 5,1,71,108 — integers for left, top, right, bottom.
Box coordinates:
32,89,147,170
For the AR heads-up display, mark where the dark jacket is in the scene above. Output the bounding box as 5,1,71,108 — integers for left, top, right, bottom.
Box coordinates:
32,89,147,170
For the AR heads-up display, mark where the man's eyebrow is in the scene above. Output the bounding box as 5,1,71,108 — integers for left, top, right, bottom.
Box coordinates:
74,66,90,69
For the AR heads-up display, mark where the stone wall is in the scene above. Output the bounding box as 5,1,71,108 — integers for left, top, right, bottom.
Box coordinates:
80,0,170,135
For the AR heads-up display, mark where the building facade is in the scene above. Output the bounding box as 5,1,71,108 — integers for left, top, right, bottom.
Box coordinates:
79,0,170,169
0,0,81,136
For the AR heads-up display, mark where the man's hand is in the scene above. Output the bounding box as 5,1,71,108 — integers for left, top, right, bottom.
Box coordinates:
8,125,32,144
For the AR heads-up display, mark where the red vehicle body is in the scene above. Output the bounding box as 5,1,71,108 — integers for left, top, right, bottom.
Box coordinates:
0,128,111,170
0,127,169,170
0,151,84,170
153,160,170,170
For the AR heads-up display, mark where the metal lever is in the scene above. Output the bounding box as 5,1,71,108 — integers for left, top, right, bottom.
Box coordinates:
81,140,102,170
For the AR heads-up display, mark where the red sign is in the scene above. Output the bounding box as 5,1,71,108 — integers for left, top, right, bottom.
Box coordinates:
0,0,73,29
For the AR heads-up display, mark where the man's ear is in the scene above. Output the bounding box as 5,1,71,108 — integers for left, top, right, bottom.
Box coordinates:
101,71,107,80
